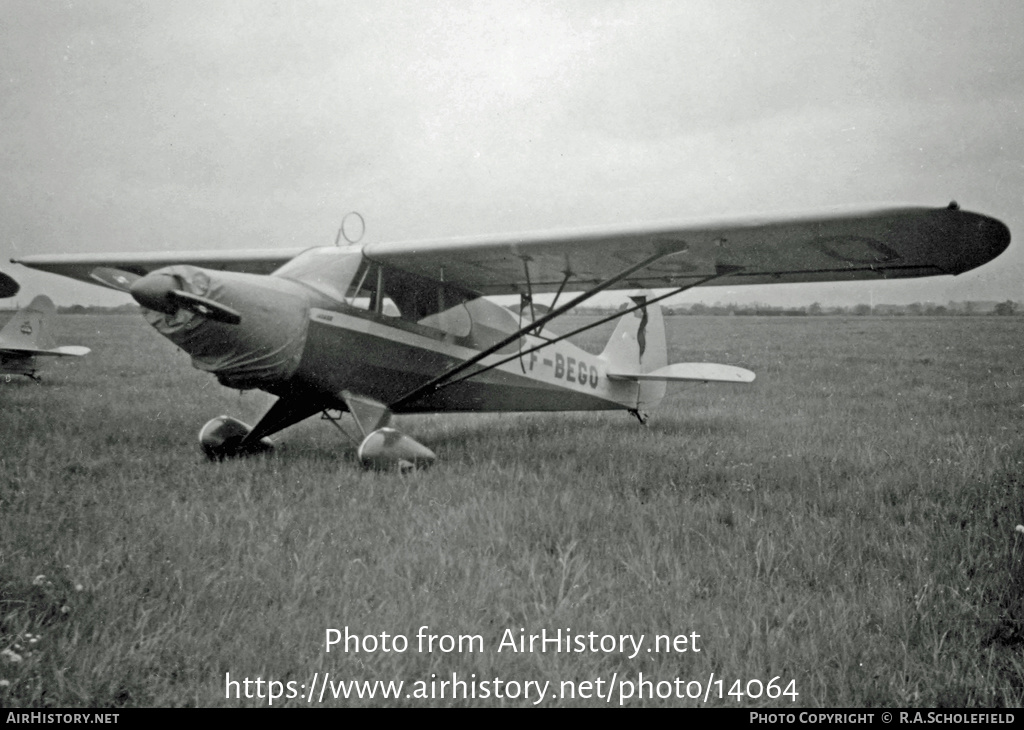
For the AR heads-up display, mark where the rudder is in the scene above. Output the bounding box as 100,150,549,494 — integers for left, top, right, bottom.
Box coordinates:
599,296,668,409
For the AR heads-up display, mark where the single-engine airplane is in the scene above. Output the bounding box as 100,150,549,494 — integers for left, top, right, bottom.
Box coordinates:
0,294,90,381
12,202,1010,467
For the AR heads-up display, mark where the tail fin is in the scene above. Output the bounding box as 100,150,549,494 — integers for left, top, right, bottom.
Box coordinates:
0,295,57,351
600,299,757,412
599,296,668,409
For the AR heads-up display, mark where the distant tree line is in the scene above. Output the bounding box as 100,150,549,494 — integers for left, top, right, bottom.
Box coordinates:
13,299,1017,317
57,303,142,314
572,300,1021,317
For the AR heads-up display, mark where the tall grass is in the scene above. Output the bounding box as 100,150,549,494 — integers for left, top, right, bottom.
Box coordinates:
1,314,1021,706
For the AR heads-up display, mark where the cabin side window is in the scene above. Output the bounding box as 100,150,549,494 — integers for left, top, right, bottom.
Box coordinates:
348,261,477,335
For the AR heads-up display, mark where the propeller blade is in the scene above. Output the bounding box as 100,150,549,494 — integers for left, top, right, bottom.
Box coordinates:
168,290,242,325
89,267,141,292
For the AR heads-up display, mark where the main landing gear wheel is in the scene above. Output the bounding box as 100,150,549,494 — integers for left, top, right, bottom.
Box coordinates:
357,427,437,471
199,416,275,460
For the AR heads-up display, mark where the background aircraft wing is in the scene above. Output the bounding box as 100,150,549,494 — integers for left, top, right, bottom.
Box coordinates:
361,204,1010,295
12,249,307,291
0,271,18,298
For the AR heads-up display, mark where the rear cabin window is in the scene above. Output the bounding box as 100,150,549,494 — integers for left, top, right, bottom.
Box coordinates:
346,261,476,334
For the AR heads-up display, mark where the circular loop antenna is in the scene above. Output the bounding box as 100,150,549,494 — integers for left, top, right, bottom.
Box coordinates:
335,211,366,246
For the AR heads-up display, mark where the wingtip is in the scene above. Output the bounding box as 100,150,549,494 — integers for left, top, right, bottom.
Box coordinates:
0,271,18,298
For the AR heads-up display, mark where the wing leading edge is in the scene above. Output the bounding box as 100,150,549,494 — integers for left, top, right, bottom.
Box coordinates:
11,249,307,291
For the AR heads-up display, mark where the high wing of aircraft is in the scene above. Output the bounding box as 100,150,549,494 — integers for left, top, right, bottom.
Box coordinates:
0,295,90,381
12,202,1010,467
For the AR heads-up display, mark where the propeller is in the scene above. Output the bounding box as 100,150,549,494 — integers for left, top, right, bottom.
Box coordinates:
120,269,242,325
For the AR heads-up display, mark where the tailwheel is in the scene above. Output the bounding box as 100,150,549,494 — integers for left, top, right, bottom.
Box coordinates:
629,409,650,426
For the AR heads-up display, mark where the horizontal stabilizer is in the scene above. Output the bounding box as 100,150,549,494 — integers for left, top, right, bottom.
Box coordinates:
0,345,90,358
50,345,91,357
608,363,755,383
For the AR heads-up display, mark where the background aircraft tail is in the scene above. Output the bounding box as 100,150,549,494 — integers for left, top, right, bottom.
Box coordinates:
0,295,89,357
599,296,668,410
0,295,58,351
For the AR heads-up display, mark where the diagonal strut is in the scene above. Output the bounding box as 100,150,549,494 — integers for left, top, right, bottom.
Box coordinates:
437,265,742,392
389,249,674,410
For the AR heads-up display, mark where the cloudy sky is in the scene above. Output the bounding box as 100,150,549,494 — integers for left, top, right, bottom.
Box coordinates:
3,1,1023,307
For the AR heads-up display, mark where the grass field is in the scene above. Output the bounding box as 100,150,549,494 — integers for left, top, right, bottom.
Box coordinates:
1,312,1022,707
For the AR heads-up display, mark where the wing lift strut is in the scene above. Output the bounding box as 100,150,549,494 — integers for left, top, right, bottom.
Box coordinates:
428,264,742,402
393,251,745,409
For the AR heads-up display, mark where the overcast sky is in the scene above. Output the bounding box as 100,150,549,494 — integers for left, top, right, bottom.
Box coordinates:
3,1,1023,307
